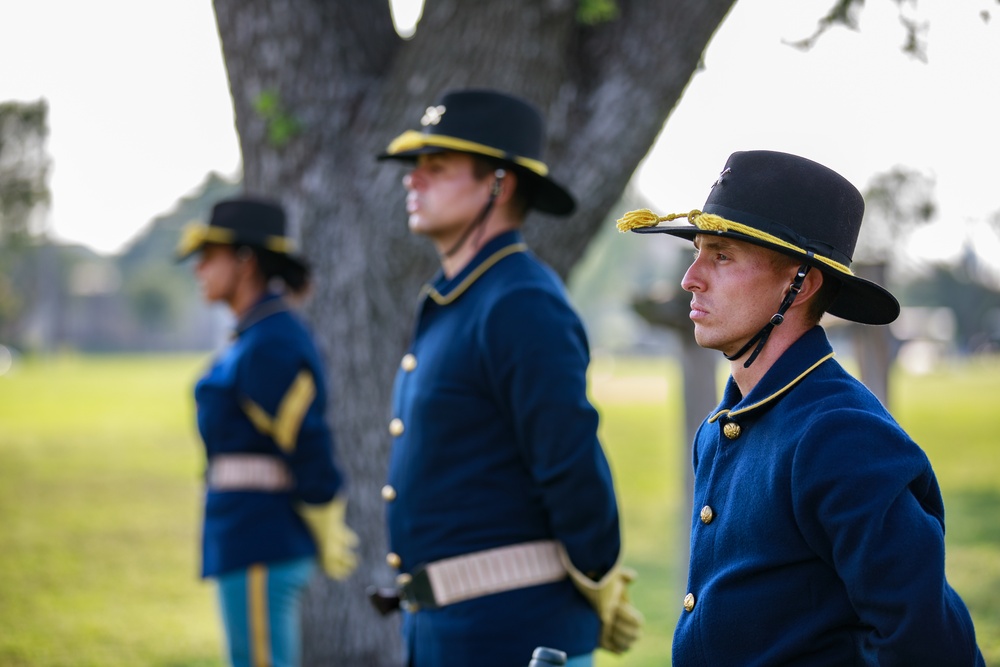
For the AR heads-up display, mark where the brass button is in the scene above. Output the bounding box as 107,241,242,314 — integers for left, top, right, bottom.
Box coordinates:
683,593,696,612
723,422,741,440
700,505,715,524
389,418,404,436
381,484,397,502
395,572,412,586
401,354,417,372
386,552,402,568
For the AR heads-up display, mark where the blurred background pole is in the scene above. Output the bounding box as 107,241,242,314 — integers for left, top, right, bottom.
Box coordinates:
851,262,896,407
631,289,717,594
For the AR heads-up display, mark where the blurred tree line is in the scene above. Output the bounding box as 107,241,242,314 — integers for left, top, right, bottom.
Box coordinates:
0,99,241,354
0,100,50,348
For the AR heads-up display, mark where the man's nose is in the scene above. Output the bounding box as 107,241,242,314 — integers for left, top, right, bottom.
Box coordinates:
403,170,422,190
681,262,702,292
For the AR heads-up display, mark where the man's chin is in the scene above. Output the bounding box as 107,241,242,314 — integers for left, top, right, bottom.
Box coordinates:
694,335,736,357
691,328,717,351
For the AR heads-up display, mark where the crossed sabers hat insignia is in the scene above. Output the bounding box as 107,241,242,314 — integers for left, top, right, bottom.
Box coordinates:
421,105,446,126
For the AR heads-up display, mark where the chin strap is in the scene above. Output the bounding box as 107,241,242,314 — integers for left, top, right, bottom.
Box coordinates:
725,263,811,368
442,168,506,259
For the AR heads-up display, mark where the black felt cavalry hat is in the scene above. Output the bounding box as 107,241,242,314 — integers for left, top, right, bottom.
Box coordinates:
617,150,900,325
175,196,307,273
378,89,576,216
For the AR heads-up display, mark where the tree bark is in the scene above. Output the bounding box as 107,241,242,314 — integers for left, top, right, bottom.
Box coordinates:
211,1,736,663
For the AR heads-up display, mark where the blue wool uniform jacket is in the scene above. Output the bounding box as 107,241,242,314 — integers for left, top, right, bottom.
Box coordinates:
386,231,621,667
195,293,344,578
674,326,984,667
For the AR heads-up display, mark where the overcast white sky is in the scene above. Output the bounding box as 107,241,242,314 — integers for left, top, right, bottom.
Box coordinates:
1,0,998,266
638,0,1000,271
1,0,240,253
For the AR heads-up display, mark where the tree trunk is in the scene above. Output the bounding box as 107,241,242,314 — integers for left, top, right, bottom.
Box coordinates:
211,0,736,663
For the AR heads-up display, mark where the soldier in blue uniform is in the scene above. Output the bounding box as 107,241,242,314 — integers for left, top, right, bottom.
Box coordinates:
376,89,643,667
177,197,358,667
618,150,985,666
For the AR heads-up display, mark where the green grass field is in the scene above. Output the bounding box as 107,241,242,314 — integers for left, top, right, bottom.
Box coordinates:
0,353,997,666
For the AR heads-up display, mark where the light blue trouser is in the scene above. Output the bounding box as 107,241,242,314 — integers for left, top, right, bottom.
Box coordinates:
216,557,316,667
565,653,594,667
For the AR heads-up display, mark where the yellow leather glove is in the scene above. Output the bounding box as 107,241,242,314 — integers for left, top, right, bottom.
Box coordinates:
559,546,644,654
296,496,359,580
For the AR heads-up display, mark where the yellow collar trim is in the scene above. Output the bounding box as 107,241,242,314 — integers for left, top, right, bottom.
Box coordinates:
386,130,549,177
422,243,528,306
617,208,854,277
708,352,835,423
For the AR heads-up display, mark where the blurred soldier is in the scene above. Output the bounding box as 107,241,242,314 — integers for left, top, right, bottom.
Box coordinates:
376,89,642,667
618,150,985,666
177,197,358,667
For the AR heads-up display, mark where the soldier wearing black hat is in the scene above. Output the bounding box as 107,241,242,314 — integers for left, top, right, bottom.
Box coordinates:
619,150,984,666
376,89,642,666
177,197,358,667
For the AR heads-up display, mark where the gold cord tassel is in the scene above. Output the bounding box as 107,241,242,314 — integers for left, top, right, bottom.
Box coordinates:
616,209,703,232
616,209,667,232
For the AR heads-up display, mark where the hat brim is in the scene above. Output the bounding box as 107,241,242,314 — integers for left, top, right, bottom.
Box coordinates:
174,222,308,273
379,136,575,216
175,223,235,262
632,225,900,325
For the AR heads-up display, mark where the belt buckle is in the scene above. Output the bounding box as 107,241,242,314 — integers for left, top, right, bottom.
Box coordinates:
396,565,438,612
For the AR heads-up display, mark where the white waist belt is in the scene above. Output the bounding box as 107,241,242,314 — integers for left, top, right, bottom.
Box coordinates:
419,540,567,608
207,454,293,491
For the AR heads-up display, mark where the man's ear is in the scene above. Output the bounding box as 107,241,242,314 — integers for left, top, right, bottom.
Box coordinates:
789,266,824,310
493,169,518,206
235,246,260,278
